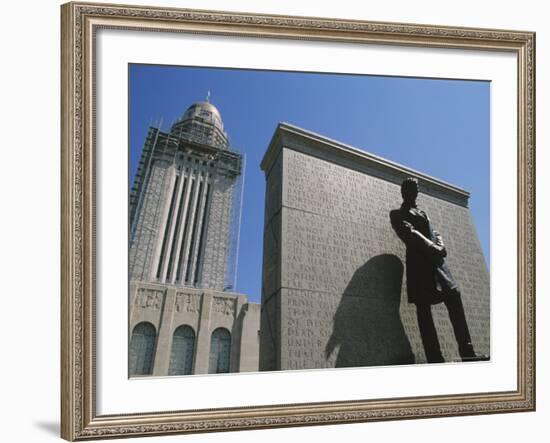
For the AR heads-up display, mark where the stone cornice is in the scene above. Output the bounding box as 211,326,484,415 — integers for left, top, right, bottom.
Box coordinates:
261,122,471,207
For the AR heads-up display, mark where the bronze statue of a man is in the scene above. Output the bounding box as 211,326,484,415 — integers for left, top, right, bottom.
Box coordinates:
390,177,481,363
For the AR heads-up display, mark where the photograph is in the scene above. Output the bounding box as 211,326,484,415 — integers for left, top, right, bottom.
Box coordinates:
128,64,491,377
59,2,535,439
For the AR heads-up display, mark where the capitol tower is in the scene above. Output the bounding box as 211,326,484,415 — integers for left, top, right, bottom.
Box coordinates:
129,98,245,290
128,98,259,377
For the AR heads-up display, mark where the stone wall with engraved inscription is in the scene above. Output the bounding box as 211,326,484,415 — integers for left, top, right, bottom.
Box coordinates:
259,124,490,371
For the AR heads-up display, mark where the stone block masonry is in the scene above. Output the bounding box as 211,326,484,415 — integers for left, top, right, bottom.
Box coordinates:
259,123,490,371
129,282,260,375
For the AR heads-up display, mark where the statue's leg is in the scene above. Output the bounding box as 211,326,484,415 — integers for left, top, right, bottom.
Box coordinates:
443,289,476,359
415,303,444,363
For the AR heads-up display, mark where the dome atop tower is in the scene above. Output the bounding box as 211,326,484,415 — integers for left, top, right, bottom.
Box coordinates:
181,101,225,132
171,98,229,150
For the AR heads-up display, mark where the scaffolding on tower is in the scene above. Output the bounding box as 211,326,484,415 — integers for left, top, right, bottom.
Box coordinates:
223,151,246,293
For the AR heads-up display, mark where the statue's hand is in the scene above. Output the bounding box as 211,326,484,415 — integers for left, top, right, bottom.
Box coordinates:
433,231,447,257
430,243,446,256
429,230,446,266
432,230,447,258
402,221,414,232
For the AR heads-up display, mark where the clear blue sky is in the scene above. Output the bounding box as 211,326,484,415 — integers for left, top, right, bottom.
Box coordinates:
129,64,490,303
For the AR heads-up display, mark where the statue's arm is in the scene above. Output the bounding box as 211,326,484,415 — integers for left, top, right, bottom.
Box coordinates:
390,211,445,259
390,211,423,246
389,211,409,243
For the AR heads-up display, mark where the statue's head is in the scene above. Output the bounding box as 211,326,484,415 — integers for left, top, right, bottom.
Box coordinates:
401,177,419,203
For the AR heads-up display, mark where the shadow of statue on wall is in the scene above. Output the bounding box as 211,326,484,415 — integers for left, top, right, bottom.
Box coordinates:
325,254,415,367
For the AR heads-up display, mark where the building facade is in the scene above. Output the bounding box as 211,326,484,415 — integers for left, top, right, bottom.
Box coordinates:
129,100,260,377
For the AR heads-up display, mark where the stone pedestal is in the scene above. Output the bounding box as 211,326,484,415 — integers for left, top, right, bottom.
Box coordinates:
259,123,490,371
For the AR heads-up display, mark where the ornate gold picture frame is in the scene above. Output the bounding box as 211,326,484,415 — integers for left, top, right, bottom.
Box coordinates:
61,1,535,440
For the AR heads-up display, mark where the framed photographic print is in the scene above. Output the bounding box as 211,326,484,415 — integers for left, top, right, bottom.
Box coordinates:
61,1,536,440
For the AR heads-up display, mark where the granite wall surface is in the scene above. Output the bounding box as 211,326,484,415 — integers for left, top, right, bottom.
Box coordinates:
259,124,490,371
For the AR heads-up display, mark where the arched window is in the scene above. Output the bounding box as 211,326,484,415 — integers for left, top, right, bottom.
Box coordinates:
129,322,156,376
168,325,196,375
208,328,231,374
